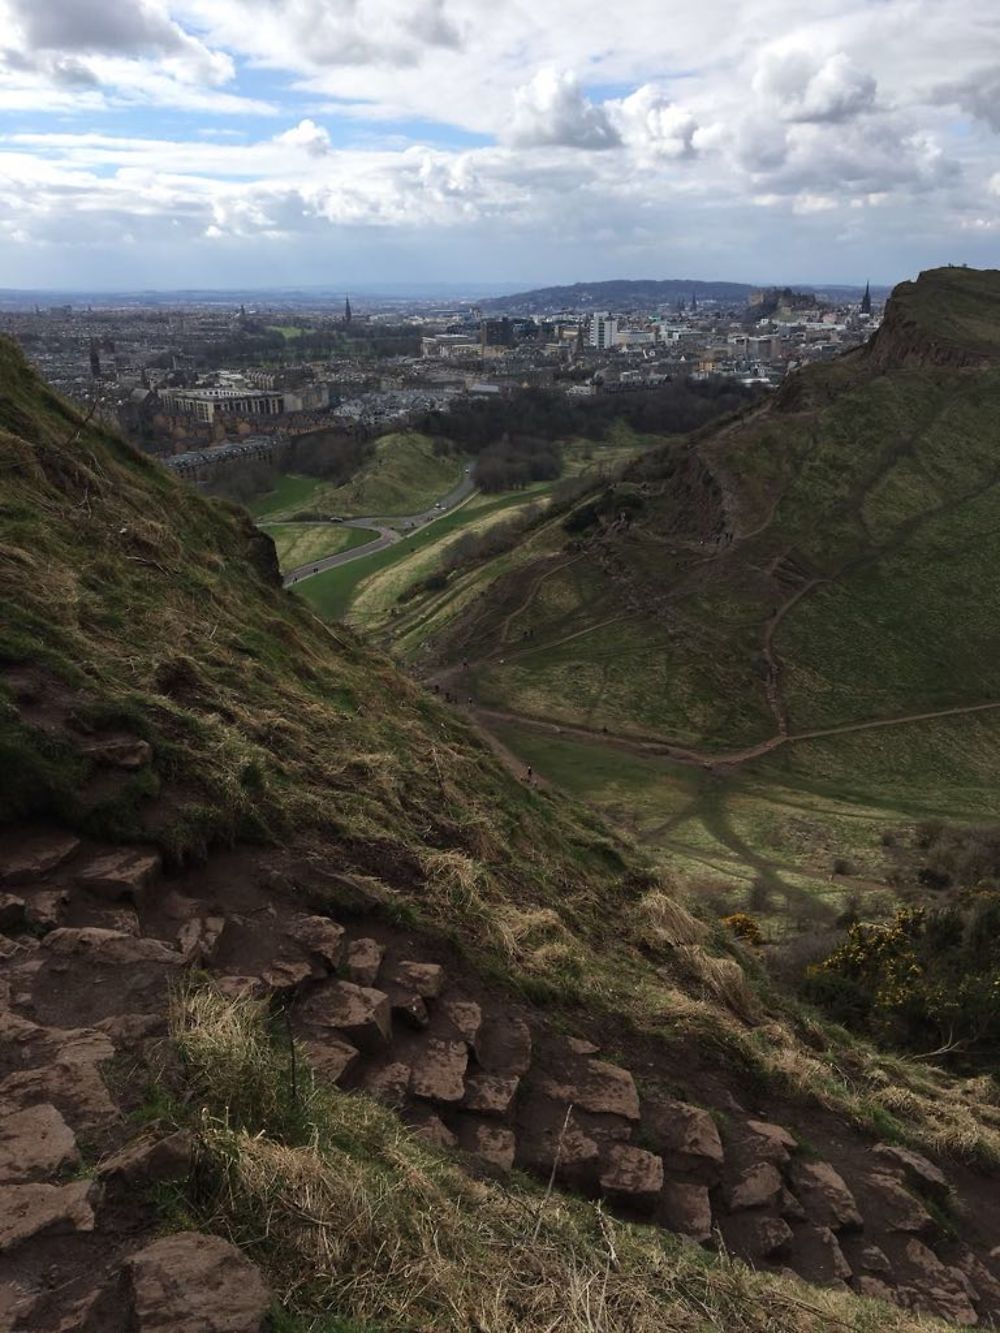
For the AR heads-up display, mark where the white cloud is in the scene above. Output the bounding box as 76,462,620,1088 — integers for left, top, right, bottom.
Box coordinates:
274,118,332,156
608,86,699,161
505,70,620,150
752,48,877,124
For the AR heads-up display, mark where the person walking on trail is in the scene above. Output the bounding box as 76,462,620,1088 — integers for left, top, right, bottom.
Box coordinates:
525,765,533,784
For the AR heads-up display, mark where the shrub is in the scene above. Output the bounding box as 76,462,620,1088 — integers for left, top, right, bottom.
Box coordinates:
721,912,763,945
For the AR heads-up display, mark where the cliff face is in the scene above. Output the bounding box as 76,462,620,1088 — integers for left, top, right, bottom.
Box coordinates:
865,267,1000,371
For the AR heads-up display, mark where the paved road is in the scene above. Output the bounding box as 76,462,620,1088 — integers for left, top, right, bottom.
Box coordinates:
281,470,476,588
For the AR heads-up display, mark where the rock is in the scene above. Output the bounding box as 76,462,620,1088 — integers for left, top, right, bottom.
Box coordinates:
75,850,161,904
260,960,313,994
956,1251,1000,1307
126,1231,270,1332
745,1215,794,1258
41,927,180,966
867,1171,933,1233
345,937,384,987
779,1186,806,1221
98,1131,193,1187
860,1245,892,1274
543,1060,640,1120
0,1181,95,1252
726,1162,783,1211
0,832,79,885
745,1119,798,1163
660,1181,713,1241
441,997,481,1044
814,1225,853,1282
469,1123,516,1170
288,916,345,970
599,1144,664,1209
79,735,153,769
412,1113,458,1150
0,1059,116,1129
856,1275,895,1301
0,895,25,932
391,961,444,999
526,1119,600,1176
214,976,266,1000
176,916,225,964
299,980,392,1050
897,1239,980,1326
363,1062,412,1106
24,890,68,931
645,1097,724,1167
390,990,430,1029
791,1160,862,1231
0,1105,78,1183
873,1143,951,1203
411,1040,468,1104
462,1073,519,1116
300,1034,358,1085
474,1014,532,1075
566,1037,599,1056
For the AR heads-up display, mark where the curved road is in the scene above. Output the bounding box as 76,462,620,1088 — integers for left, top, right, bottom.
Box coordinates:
281,470,476,588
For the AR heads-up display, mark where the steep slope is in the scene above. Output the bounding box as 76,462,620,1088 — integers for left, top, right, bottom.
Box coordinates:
402,267,1000,929
5,334,1000,1329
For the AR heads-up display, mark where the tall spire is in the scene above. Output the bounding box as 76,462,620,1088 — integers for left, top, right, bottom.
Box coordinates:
690,288,698,314
860,281,872,316
344,294,353,325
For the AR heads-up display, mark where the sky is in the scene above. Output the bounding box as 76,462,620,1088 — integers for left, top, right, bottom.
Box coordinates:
1,0,999,291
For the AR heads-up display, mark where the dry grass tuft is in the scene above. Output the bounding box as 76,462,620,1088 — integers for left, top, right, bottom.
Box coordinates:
630,890,708,952
673,945,761,1024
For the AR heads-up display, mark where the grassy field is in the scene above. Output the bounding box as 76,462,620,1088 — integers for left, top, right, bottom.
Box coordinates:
317,431,465,518
260,522,371,572
248,472,325,520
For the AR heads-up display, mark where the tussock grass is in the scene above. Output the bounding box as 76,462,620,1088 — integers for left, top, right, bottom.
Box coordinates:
172,986,944,1333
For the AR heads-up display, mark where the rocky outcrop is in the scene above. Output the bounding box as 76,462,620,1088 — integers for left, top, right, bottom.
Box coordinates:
126,1232,271,1332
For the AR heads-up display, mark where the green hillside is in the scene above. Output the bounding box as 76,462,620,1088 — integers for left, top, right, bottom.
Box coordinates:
6,330,1000,1330
392,268,1000,932
261,520,371,572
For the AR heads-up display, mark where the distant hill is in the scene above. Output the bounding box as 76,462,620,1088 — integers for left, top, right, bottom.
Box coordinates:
479,278,757,314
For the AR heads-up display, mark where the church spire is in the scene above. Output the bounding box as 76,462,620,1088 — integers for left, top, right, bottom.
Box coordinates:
860,281,871,315
344,294,353,325
690,288,698,314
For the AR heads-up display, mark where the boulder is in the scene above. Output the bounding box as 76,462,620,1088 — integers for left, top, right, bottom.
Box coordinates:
300,1035,358,1085
873,1143,951,1203
779,1186,806,1221
0,894,25,932
389,990,430,1029
859,1245,892,1274
23,890,67,931
474,1014,532,1075
660,1180,713,1241
565,1037,600,1056
260,960,313,994
441,997,481,1045
745,1119,798,1163
813,1225,853,1283
411,1040,468,1104
345,938,384,987
288,916,345,971
0,1104,78,1183
75,850,161,904
412,1113,458,1150
390,961,444,999
0,832,79,885
41,927,180,966
98,1131,193,1188
897,1238,980,1326
126,1231,270,1332
726,1162,783,1212
791,1160,862,1231
176,916,225,965
299,980,392,1050
526,1119,600,1176
462,1073,519,1116
599,1144,664,1209
0,1059,116,1129
468,1123,516,1171
645,1097,724,1168
0,1181,95,1252
363,1062,412,1106
856,1275,895,1301
867,1171,933,1233
744,1215,794,1258
542,1060,640,1120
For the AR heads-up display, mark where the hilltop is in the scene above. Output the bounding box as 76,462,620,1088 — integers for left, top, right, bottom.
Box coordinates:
480,277,757,314
4,327,1000,1329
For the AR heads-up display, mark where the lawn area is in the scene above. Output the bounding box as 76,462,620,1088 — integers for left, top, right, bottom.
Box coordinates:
261,522,372,572
296,488,549,623
317,432,466,518
248,473,325,520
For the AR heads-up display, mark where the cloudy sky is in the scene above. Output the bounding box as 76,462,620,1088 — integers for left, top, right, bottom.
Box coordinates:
1,0,999,290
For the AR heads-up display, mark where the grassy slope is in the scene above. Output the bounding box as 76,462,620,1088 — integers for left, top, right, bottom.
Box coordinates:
3,334,998,1330
261,521,371,571
248,472,326,520
386,268,1000,926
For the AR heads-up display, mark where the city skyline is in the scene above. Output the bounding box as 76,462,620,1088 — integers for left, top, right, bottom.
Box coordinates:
0,0,998,288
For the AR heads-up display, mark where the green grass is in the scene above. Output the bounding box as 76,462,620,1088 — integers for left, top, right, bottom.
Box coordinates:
249,473,326,520
261,523,371,572
317,432,465,518
297,488,548,623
